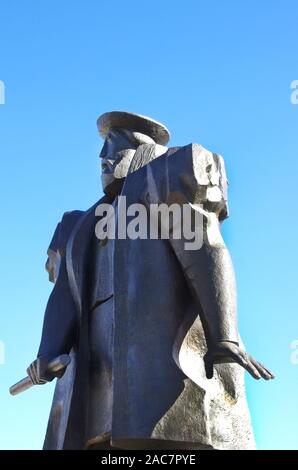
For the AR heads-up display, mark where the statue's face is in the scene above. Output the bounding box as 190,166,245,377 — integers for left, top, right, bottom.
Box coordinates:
100,129,137,194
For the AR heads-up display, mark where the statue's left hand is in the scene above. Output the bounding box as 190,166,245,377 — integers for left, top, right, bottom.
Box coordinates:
204,341,275,380
26,356,61,385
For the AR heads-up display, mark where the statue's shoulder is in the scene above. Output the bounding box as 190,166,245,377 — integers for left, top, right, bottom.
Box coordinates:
167,142,219,161
59,210,85,238
56,209,86,249
178,142,220,157
173,142,226,172
46,209,85,283
51,196,108,250
166,143,229,221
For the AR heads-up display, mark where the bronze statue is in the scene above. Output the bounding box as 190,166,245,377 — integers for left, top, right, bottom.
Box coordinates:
11,111,274,450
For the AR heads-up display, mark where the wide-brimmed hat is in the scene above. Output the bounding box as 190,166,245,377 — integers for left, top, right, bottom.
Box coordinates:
97,111,170,145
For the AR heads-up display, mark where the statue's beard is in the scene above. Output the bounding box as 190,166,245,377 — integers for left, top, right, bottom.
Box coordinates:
113,149,136,179
102,149,136,196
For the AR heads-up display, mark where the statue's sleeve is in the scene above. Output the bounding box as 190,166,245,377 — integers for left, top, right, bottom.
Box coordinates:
37,211,83,359
162,144,239,347
45,222,62,283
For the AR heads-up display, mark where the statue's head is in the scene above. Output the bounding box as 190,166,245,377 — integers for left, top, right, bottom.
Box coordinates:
97,111,170,195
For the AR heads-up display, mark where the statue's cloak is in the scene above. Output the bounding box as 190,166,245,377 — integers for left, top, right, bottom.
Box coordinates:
42,144,255,450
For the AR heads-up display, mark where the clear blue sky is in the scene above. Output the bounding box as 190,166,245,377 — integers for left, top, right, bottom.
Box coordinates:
0,0,298,450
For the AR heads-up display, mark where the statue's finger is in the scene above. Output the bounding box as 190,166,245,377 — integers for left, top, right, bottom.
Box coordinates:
264,368,275,379
249,357,275,380
36,361,44,381
26,365,33,383
27,364,38,384
38,379,48,385
36,361,49,384
252,363,271,380
234,354,261,380
26,368,31,383
33,363,41,383
253,360,275,379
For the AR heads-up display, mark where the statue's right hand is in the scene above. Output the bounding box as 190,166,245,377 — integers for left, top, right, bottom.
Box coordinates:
26,357,55,385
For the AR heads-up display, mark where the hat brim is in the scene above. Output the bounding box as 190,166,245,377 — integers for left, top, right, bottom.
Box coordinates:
97,111,170,146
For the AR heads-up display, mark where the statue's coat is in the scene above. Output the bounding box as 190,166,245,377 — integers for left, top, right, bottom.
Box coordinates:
41,145,255,450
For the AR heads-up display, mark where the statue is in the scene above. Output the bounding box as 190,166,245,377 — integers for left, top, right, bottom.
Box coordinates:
11,111,274,450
